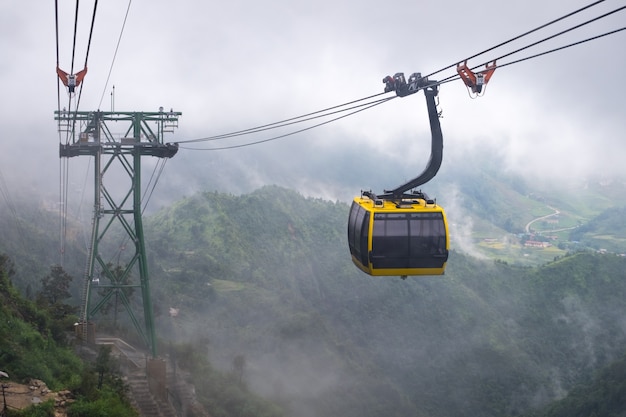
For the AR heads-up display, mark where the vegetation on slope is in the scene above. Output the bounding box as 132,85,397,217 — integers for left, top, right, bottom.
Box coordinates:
524,352,626,417
143,186,626,417
4,178,626,417
0,256,82,390
569,206,626,253
0,255,137,417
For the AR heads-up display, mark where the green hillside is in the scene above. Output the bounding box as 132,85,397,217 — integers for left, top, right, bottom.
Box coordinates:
142,185,626,417
523,352,626,417
427,168,626,264
568,206,626,253
0,256,139,417
0,256,83,390
3,175,626,417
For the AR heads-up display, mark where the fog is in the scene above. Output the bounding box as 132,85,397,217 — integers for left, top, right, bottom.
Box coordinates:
1,0,625,210
1,2,626,415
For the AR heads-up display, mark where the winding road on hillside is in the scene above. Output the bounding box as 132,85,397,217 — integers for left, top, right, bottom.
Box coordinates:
525,206,560,233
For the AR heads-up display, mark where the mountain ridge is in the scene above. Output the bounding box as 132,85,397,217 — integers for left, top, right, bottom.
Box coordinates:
2,172,626,416
142,184,626,417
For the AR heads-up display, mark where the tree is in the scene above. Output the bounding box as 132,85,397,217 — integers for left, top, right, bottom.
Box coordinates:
36,265,77,343
0,254,15,279
0,254,15,294
39,265,73,305
95,345,113,390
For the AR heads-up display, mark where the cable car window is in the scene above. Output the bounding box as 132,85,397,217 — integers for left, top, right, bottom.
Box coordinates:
348,203,359,250
372,213,411,267
371,211,447,269
348,203,369,266
409,212,448,264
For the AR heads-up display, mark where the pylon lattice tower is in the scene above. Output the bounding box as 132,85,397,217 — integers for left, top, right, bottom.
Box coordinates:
55,109,181,356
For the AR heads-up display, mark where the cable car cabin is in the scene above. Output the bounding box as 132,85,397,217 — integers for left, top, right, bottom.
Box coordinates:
348,195,449,277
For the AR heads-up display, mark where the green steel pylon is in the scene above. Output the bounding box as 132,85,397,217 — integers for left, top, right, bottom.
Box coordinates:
56,109,181,357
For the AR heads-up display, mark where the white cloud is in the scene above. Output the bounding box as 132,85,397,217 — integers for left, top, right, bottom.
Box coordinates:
0,0,624,203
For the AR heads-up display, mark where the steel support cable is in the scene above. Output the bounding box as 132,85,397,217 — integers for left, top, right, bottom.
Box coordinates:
54,0,72,145
72,0,99,126
55,0,73,263
179,96,396,151
142,159,168,212
61,0,97,266
183,21,625,153
55,0,69,263
423,0,607,80
413,25,626,96
178,93,390,145
177,3,621,150
98,0,132,109
469,4,626,73
56,0,99,263
84,0,98,69
429,9,626,89
55,0,61,115
73,157,93,251
60,159,71,263
492,26,626,71
177,91,388,145
70,0,80,75
55,0,88,265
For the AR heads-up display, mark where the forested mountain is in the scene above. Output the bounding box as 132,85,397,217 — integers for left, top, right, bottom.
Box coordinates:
142,185,626,417
523,352,626,417
569,206,626,253
2,177,626,417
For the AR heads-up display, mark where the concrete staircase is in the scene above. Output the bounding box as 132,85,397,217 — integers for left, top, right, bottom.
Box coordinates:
127,369,177,417
93,337,210,417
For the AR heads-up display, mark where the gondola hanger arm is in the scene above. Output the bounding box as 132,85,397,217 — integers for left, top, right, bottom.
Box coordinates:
380,72,443,200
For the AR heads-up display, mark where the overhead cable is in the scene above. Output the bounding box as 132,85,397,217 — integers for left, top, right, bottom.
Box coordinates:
178,96,395,151
423,0,607,80
177,94,389,145
74,0,100,112
70,0,80,75
98,0,133,109
178,1,624,151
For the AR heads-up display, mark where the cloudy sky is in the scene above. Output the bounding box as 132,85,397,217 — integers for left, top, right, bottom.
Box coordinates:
1,0,625,204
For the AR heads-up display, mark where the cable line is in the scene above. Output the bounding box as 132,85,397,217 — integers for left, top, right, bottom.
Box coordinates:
70,0,80,75
177,91,388,144
54,0,101,264
432,4,626,87
55,0,61,115
98,0,132,109
426,0,605,77
54,0,70,263
497,26,626,70
409,23,626,96
178,94,389,145
424,0,607,80
84,0,98,68
482,4,626,70
178,2,624,152
179,96,395,151
177,20,625,152
74,0,99,114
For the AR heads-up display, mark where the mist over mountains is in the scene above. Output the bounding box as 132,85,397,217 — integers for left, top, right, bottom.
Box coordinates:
139,185,626,417
2,143,626,416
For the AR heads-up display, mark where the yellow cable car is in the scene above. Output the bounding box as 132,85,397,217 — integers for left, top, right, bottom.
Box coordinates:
348,193,449,276
348,73,448,277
